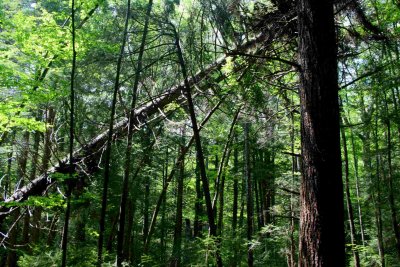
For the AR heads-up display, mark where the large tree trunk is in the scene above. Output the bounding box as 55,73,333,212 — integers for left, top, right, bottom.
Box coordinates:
297,0,345,266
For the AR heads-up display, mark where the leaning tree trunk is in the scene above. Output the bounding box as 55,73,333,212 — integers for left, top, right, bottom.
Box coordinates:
173,25,222,267
297,0,345,266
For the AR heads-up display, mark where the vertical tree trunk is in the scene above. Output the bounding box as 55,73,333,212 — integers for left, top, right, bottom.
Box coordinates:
297,0,345,266
341,121,361,267
117,0,152,265
254,168,262,230
142,100,222,254
382,90,400,259
244,122,254,267
170,128,185,267
31,108,56,246
61,0,77,263
97,0,132,265
288,113,297,267
22,128,40,248
160,147,168,260
5,211,20,267
142,130,152,245
231,135,239,267
6,131,29,266
374,152,385,267
194,160,203,238
343,112,365,245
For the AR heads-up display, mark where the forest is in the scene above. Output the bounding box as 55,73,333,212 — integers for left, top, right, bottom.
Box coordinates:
0,0,399,266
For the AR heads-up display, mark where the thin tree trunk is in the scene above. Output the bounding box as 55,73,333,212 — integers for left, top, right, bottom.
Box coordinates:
61,0,77,264
244,122,254,267
212,107,241,210
172,25,222,267
373,108,386,267
231,135,239,267
117,1,152,265
288,112,296,267
340,120,361,267
143,100,222,253
254,164,262,230
97,0,132,265
5,131,29,266
46,214,59,246
31,108,56,246
170,127,185,267
160,147,168,260
343,111,365,246
297,0,345,265
22,129,40,248
194,159,203,238
1,33,264,219
384,119,400,258
5,211,20,267
382,91,400,259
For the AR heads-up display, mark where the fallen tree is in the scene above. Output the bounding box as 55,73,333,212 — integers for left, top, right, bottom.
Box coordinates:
0,32,269,222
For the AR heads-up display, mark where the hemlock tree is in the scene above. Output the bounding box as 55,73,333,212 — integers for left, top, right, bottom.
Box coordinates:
1,0,399,266
297,0,345,266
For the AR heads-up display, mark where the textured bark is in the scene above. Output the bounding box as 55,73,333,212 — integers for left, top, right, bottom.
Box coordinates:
297,0,345,266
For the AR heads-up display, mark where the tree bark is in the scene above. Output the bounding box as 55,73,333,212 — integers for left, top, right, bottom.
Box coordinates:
297,0,345,266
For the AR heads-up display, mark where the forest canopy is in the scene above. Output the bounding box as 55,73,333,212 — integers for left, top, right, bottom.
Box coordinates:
0,0,399,266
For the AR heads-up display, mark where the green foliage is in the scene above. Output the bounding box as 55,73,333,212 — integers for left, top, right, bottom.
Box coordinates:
1,0,400,266
18,249,61,267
